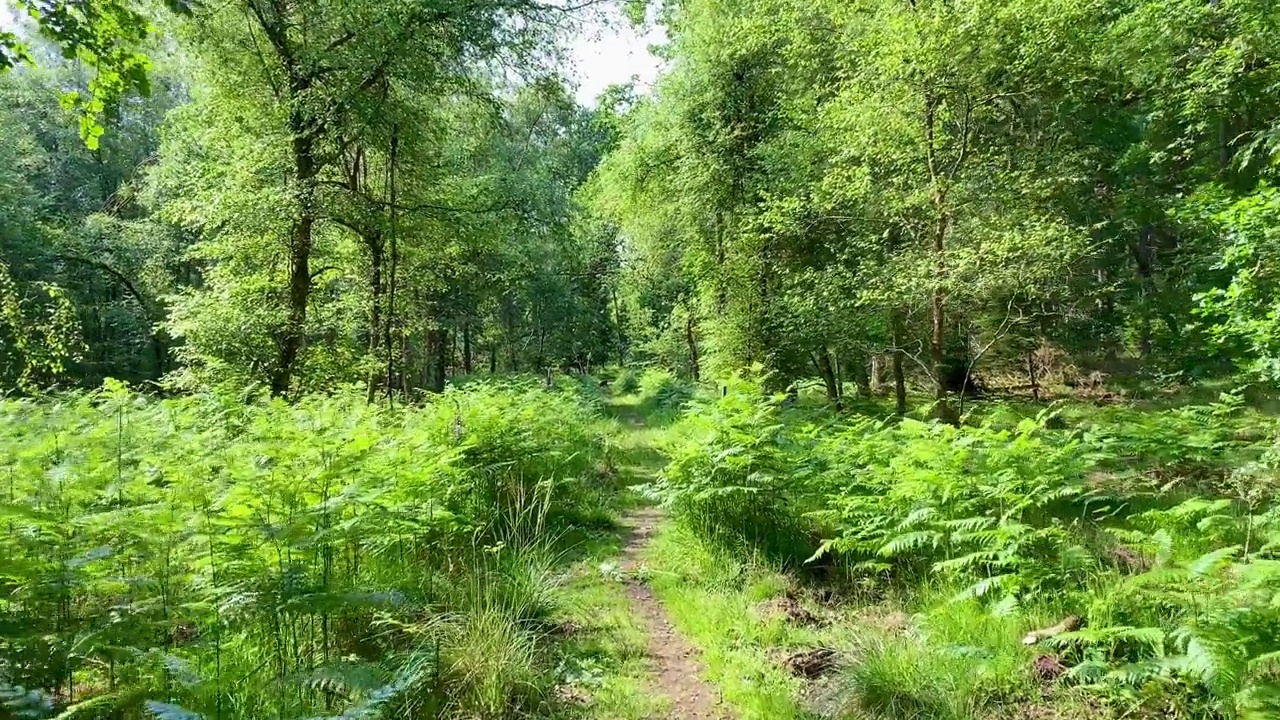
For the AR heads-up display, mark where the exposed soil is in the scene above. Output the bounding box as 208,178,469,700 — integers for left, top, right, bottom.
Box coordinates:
783,647,840,679
618,507,732,719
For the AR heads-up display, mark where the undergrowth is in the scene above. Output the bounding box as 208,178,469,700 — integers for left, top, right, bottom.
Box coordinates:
650,373,1280,719
0,378,617,719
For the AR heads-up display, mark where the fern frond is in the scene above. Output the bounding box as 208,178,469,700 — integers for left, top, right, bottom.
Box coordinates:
933,551,1001,573
878,531,942,557
1188,546,1243,577
952,573,1013,601
297,662,390,695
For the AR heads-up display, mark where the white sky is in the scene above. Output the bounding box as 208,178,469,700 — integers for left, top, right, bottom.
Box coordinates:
566,7,665,105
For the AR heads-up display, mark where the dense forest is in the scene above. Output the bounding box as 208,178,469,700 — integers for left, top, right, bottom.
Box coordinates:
4,0,1280,719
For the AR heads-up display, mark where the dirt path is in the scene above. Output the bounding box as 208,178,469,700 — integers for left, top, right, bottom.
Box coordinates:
618,506,731,720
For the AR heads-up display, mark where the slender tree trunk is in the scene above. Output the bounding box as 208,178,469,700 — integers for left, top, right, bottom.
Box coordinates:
930,214,953,423
462,324,473,374
447,329,456,379
816,349,839,406
1028,350,1040,402
489,346,497,374
714,212,727,312
611,287,625,365
922,89,957,424
892,313,908,416
152,331,167,380
271,90,319,397
365,234,384,402
385,131,401,400
435,329,447,391
870,354,884,394
425,328,446,393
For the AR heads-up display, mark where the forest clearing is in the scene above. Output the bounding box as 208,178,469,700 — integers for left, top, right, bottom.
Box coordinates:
5,0,1280,719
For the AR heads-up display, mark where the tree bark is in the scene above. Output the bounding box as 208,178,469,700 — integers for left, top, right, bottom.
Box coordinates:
714,211,727,312
930,213,954,423
503,300,518,371
923,88,957,424
850,355,872,399
272,209,314,397
816,348,839,406
364,233,384,402
462,324,473,374
270,69,320,397
612,287,625,365
425,328,446,392
892,313,908,416
1028,350,1040,402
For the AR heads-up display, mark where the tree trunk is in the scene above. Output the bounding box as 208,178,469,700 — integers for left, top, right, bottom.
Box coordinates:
612,287,625,365
923,90,956,424
930,215,954,423
503,300,517,371
892,313,907,416
489,345,497,374
870,354,885,394
1028,350,1040,402
714,211,727,312
462,324,473,374
270,89,319,398
851,355,872,399
425,328,446,393
364,233,384,402
447,329,456,379
816,349,839,406
272,213,313,397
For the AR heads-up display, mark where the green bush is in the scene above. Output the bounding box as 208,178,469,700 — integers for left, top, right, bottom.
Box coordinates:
615,367,641,394
810,411,1097,604
650,375,816,564
637,367,692,412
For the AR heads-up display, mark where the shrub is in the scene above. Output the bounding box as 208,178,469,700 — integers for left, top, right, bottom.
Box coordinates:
1049,542,1280,717
637,367,692,412
649,375,816,564
615,367,641,395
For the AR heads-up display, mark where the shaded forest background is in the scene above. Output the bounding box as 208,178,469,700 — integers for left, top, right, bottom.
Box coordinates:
3,0,1280,412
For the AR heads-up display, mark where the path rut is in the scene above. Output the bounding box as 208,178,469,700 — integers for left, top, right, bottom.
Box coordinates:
618,506,731,720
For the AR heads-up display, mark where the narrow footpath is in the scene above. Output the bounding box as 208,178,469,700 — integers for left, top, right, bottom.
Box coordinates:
618,507,730,719
606,397,731,719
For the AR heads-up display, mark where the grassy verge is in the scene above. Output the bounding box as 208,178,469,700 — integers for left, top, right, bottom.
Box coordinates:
641,521,1104,720
551,529,669,719
642,522,816,720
